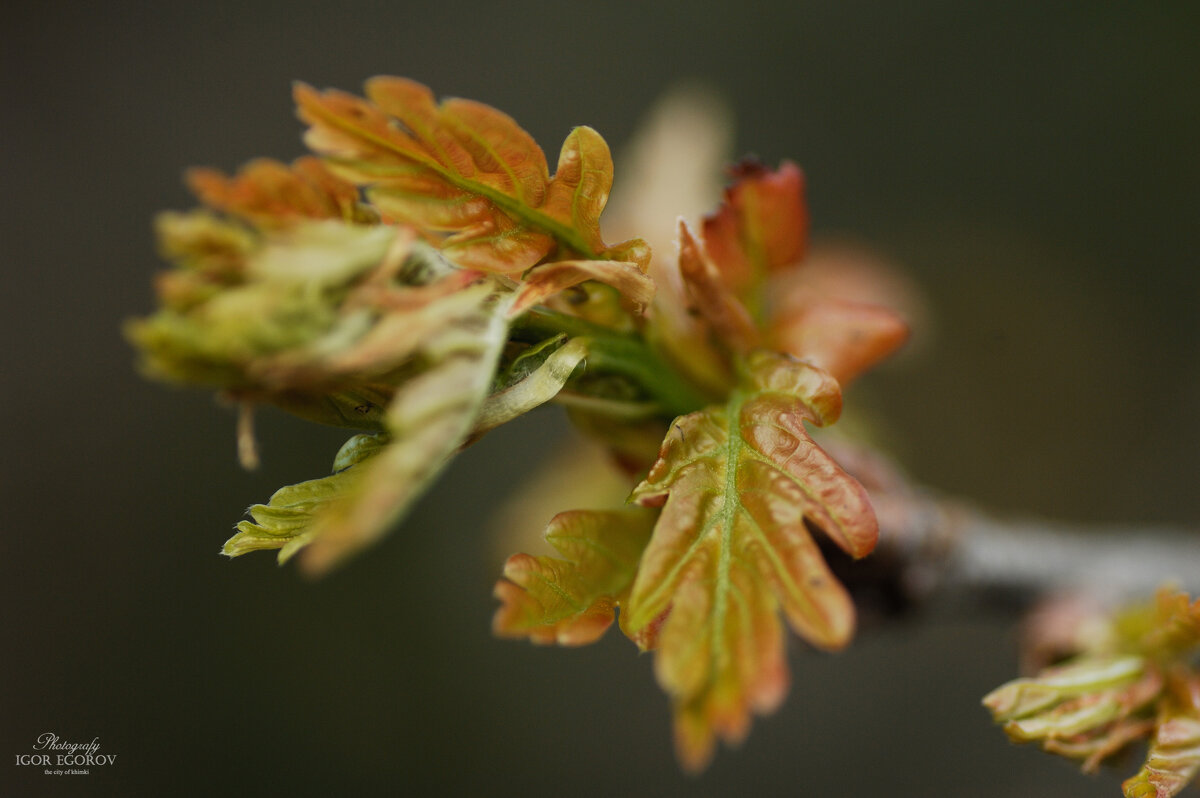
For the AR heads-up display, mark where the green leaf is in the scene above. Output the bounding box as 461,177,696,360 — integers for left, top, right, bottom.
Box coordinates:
224,433,385,562
127,220,398,394
983,655,1149,724
473,337,589,435
129,220,520,436
297,288,513,576
984,590,1200,793
983,654,1163,764
493,508,656,645
151,211,254,312
1124,682,1200,798
223,278,514,575
621,349,878,771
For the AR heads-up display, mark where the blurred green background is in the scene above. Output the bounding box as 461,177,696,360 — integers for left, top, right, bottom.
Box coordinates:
3,2,1197,795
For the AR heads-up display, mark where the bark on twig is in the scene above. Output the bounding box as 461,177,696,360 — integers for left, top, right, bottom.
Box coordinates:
821,439,1200,616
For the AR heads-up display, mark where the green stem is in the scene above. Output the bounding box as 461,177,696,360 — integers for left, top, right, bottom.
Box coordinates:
510,309,713,418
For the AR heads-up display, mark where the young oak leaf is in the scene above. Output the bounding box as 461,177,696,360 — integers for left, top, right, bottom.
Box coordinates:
984,655,1200,797
984,590,1200,796
509,259,655,320
668,161,908,388
209,251,598,575
294,76,649,275
227,281,514,576
187,156,378,228
1123,674,1200,798
150,211,256,311
1135,590,1200,662
701,159,809,319
472,336,589,435
133,212,559,574
224,433,385,562
134,214,514,435
297,284,515,576
676,221,759,356
493,508,657,645
707,162,908,384
127,220,398,397
645,164,808,396
622,349,879,771
768,296,910,387
983,655,1161,745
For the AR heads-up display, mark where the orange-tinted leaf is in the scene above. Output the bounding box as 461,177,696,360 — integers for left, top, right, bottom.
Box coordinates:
769,297,908,385
493,508,656,646
677,221,759,355
529,237,655,328
295,77,649,275
1139,590,1200,661
622,350,877,770
642,161,820,399
187,156,375,227
510,259,654,319
701,160,808,315
542,125,611,255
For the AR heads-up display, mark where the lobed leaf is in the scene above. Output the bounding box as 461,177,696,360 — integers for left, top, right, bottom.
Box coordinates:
985,591,1200,795
1136,591,1200,662
493,508,656,645
128,221,389,394
621,349,877,770
984,655,1165,782
473,337,589,435
155,210,254,277
133,214,564,574
151,211,255,311
700,160,808,319
676,221,759,356
226,284,514,575
294,76,649,275
186,156,377,228
510,259,654,319
1124,676,1200,798
983,655,1149,724
293,287,513,576
660,161,907,393
1044,718,1158,774
224,433,385,561
768,296,909,386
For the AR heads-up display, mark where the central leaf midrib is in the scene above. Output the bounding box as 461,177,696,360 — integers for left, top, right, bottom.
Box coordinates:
528,568,587,614
712,392,746,671
430,164,596,257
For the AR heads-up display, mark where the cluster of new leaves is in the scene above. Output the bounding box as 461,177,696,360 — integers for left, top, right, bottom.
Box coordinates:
128,78,653,576
984,590,1200,797
130,77,908,769
494,159,906,767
